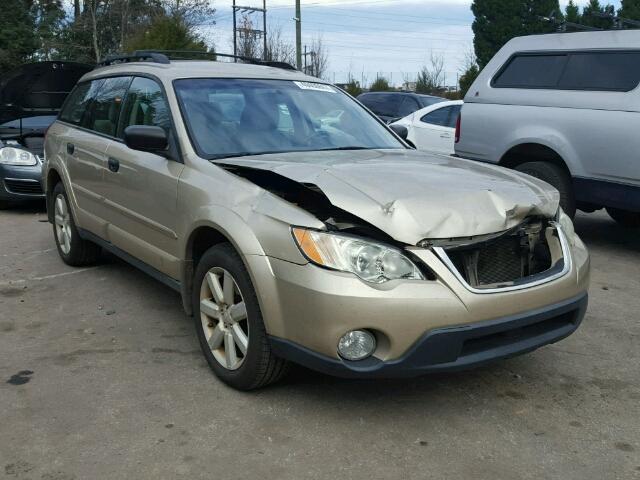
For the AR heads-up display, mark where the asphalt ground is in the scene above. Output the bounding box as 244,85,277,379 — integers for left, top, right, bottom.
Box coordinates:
1,204,638,479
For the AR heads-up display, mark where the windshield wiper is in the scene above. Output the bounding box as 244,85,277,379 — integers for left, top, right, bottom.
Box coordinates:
318,146,371,151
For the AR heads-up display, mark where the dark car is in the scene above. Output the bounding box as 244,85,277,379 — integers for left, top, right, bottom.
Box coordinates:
357,92,445,124
0,61,92,208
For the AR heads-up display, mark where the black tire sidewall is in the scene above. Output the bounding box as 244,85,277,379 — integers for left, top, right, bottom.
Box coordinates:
515,161,576,218
192,244,268,389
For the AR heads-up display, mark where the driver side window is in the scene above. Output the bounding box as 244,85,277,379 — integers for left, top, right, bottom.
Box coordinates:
118,77,171,138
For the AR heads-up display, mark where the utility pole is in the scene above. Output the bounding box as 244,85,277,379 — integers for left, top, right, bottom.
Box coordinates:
233,0,237,58
295,0,302,70
232,1,268,60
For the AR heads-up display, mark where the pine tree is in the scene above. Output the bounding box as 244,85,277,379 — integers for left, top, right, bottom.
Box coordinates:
0,0,38,71
619,0,640,20
565,0,581,24
472,0,560,68
581,0,615,29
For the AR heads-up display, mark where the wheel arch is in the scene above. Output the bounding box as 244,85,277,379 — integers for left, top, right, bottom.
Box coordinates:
499,143,571,176
181,218,266,316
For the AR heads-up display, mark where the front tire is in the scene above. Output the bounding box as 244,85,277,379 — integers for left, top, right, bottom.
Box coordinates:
51,182,101,266
515,161,576,218
193,243,289,390
606,207,640,228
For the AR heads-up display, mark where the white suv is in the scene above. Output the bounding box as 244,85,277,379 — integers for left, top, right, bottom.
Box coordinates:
455,30,640,226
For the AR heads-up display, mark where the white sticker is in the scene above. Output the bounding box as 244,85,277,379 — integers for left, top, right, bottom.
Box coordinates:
293,81,336,93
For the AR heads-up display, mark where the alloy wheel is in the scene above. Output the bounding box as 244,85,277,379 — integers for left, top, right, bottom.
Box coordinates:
54,194,72,255
199,267,249,370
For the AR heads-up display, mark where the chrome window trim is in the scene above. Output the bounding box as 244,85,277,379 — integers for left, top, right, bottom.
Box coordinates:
432,223,572,294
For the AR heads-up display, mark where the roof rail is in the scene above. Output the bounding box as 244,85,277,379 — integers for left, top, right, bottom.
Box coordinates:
98,52,170,67
132,50,298,71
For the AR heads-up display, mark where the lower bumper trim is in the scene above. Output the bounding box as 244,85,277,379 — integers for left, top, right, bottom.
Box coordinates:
269,293,588,378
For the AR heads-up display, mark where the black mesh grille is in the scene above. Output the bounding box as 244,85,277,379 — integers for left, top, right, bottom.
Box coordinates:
446,219,555,288
476,235,523,284
4,179,43,195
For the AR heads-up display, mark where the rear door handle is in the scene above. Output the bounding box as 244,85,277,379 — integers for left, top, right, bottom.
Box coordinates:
440,133,452,138
108,157,120,173
66,143,75,155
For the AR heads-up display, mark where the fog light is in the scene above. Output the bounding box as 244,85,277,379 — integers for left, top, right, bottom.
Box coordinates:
337,330,376,361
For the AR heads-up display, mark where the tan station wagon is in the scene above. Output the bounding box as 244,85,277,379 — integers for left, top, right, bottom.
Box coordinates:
43,52,590,390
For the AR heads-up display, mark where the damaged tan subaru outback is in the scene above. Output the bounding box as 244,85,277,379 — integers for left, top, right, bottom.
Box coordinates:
43,52,590,390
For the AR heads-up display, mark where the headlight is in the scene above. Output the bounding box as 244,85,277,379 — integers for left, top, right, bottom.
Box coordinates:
0,147,37,166
556,208,576,245
292,227,424,283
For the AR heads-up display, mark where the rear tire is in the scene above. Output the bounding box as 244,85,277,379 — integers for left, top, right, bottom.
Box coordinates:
51,182,101,266
515,161,576,218
193,243,289,390
606,207,640,228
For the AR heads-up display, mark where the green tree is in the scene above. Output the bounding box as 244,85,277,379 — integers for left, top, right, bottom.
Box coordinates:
0,0,38,71
619,0,640,20
369,76,391,92
581,0,615,28
125,13,209,52
565,0,581,23
32,0,66,60
471,0,560,68
459,64,480,97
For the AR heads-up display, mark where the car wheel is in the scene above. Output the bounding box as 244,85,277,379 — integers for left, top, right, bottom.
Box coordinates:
606,207,640,228
52,182,101,266
193,243,289,390
0,200,9,210
515,162,576,218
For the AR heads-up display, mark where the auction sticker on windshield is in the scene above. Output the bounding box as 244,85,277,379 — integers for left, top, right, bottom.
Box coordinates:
294,81,336,93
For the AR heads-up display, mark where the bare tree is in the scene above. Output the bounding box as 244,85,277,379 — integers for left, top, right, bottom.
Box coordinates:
415,52,446,95
264,24,295,65
306,36,328,79
235,14,261,59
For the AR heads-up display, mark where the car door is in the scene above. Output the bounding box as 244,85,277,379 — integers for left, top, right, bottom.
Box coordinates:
102,76,184,279
57,79,110,230
412,105,461,154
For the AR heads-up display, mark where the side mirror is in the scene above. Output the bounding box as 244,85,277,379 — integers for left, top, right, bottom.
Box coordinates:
389,123,416,149
124,125,168,153
389,123,408,140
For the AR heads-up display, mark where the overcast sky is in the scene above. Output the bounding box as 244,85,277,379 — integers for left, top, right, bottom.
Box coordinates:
201,0,619,86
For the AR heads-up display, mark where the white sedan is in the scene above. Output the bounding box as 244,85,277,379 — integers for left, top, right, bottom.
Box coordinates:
391,100,463,154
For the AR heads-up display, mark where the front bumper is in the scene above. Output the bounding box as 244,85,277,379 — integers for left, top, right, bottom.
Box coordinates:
244,230,589,377
0,163,44,202
269,293,587,378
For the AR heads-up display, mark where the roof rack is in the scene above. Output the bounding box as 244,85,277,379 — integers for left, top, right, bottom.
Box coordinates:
98,52,170,67
98,50,297,71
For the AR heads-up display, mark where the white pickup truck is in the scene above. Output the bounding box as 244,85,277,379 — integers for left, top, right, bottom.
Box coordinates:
455,30,640,226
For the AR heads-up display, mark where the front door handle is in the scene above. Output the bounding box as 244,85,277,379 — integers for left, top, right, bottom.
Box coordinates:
66,143,75,155
108,157,120,173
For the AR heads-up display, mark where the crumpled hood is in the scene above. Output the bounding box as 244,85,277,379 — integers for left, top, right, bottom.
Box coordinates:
216,149,559,244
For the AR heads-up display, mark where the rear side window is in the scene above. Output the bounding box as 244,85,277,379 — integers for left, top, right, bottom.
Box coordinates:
118,77,171,137
86,77,132,137
420,105,461,128
560,52,640,91
359,94,400,118
493,51,640,92
493,54,568,89
59,80,103,126
398,97,420,117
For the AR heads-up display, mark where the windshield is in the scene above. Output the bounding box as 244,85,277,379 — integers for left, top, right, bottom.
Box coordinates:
174,78,405,159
